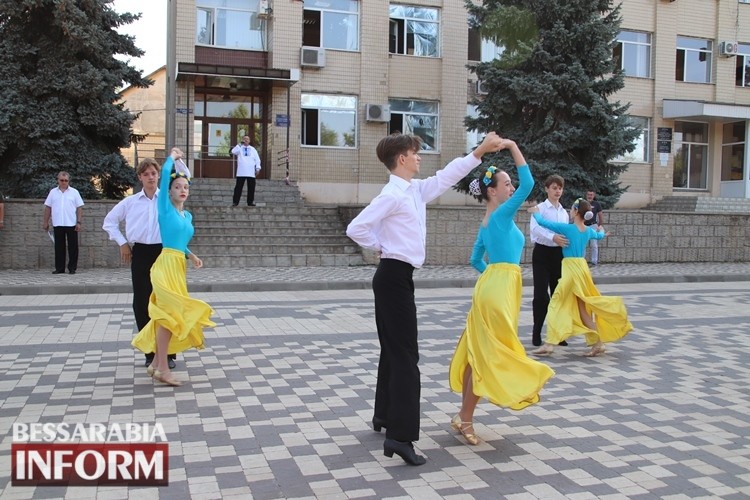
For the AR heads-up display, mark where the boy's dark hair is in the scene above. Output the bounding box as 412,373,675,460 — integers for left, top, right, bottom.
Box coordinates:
376,133,422,171
544,174,564,188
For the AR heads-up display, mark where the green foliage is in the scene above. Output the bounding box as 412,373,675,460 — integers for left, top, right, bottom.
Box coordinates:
459,0,640,209
0,0,153,199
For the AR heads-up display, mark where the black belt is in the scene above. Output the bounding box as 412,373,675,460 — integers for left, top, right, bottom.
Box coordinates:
133,243,162,247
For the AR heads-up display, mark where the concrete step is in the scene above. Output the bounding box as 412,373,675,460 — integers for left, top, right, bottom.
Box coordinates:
194,253,364,267
190,242,359,254
188,179,303,206
185,203,339,217
189,234,354,244
644,196,750,213
642,196,698,212
182,179,363,267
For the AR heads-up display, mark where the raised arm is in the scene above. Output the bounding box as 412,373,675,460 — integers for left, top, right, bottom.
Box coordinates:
158,148,182,214
491,141,533,220
417,132,505,203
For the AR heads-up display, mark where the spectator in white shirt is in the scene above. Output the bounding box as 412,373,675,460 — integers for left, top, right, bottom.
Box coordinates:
230,135,261,206
103,158,176,370
529,175,570,346
43,172,84,274
346,131,504,466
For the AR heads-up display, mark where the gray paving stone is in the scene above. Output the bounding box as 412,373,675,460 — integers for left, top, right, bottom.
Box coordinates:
1,282,749,498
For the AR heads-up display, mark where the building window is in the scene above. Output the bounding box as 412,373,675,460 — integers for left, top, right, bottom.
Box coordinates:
614,31,651,78
301,94,357,148
388,99,439,151
302,0,359,51
721,122,746,181
196,0,265,50
614,117,650,163
673,121,709,189
736,43,750,86
675,37,712,83
468,26,503,62
389,5,439,57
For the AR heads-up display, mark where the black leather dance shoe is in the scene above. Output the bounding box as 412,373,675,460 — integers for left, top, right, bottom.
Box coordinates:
383,438,426,466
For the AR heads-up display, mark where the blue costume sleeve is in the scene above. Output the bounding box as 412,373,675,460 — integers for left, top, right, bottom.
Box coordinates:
469,233,487,273
158,157,175,216
589,227,606,240
532,212,572,235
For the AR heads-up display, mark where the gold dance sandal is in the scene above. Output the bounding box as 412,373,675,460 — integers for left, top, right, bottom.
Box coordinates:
532,344,555,357
153,370,182,387
583,344,606,357
146,365,156,378
451,415,480,445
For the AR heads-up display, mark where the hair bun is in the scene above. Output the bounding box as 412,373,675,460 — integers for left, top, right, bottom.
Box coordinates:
584,210,594,221
468,178,482,196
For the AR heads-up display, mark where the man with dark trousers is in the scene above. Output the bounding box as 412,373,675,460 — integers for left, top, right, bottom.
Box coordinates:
103,158,176,369
529,175,569,347
231,135,262,206
43,171,84,274
346,131,504,466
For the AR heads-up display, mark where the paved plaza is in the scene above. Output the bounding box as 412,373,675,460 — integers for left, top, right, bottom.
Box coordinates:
0,275,749,498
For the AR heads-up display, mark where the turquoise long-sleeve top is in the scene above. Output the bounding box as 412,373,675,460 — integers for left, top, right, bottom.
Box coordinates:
158,157,194,255
470,164,533,273
532,213,604,258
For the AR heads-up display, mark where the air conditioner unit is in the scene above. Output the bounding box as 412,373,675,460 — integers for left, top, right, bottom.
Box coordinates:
301,47,326,68
719,41,739,57
257,0,270,19
476,80,489,95
366,104,391,122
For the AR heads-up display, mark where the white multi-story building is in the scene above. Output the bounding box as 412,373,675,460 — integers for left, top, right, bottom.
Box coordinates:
166,0,750,207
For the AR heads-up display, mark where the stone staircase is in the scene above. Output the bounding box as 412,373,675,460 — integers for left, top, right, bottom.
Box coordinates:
643,196,750,214
184,178,363,267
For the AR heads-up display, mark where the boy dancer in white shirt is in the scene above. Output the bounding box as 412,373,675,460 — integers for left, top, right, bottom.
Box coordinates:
346,131,504,465
529,175,569,347
103,158,176,369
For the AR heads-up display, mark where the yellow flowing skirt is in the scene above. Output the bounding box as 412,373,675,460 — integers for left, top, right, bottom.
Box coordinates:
449,263,554,410
132,249,215,355
545,258,633,346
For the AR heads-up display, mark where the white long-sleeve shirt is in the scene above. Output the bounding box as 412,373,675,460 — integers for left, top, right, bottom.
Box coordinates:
346,154,481,268
102,190,161,246
529,199,568,246
231,144,261,178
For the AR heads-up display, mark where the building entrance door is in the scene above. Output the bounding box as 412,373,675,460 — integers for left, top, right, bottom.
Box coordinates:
195,120,265,179
192,91,269,179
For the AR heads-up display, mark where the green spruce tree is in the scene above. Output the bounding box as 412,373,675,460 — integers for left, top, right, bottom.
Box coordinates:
458,0,640,208
0,0,153,199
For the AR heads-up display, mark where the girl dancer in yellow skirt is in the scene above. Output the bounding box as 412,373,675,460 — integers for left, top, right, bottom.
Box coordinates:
530,198,632,357
132,148,215,386
448,140,554,446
